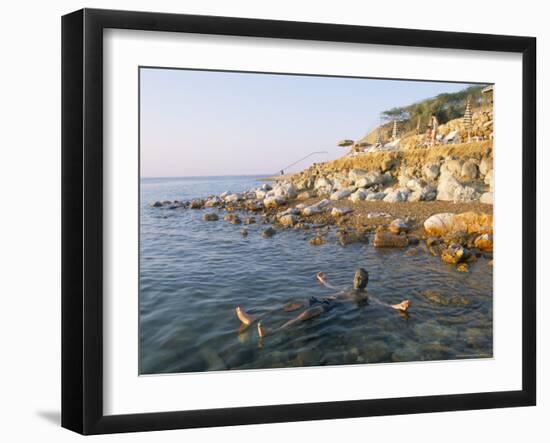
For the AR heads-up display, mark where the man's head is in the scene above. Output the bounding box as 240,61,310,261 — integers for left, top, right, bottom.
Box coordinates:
353,268,369,290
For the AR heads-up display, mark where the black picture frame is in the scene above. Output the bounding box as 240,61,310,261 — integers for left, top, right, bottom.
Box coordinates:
62,8,537,435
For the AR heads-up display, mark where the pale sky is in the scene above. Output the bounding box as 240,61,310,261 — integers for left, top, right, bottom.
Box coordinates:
140,68,475,178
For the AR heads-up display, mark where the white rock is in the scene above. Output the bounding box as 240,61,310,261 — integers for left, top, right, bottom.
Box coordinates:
348,169,369,182
225,193,240,203
349,189,367,202
437,173,462,201
255,190,267,199
330,189,351,201
331,207,352,217
383,189,408,203
453,186,480,203
366,192,386,201
480,192,493,204
263,196,286,208
314,177,333,191
424,213,456,236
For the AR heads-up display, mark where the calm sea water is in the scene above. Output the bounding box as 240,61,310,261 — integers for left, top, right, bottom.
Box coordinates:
139,176,493,374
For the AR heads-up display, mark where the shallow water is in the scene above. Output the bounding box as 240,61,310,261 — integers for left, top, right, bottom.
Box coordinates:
139,176,493,374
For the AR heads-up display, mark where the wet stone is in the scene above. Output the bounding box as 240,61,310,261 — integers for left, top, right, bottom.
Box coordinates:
262,227,277,238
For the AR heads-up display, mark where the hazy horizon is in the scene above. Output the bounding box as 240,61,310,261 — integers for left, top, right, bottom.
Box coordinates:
140,68,476,178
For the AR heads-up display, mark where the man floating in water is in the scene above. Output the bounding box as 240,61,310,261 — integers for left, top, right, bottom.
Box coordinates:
235,268,411,338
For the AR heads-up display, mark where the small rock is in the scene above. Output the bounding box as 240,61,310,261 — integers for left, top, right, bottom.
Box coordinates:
373,231,408,248
330,189,352,201
190,199,203,209
474,233,493,252
331,207,352,217
244,216,256,225
309,234,326,246
278,214,298,227
152,201,163,208
203,213,219,221
224,214,242,224
456,263,469,272
240,229,248,237
461,159,479,180
349,189,367,202
262,227,277,238
441,243,471,264
388,218,409,234
337,229,369,246
264,196,286,209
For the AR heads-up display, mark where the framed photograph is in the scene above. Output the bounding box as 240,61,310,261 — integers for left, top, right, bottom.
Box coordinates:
61,8,536,435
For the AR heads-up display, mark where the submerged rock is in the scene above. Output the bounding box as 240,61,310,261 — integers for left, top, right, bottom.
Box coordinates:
152,201,163,208
202,213,219,221
262,227,277,238
337,229,369,246
278,214,298,227
309,233,326,246
240,229,248,237
373,231,408,248
224,214,242,224
190,199,204,209
441,243,471,264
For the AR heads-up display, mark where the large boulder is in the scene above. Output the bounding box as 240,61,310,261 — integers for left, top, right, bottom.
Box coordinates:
437,173,462,201
424,212,493,236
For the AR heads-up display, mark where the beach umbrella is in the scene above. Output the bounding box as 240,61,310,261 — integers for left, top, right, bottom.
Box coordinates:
337,139,355,147
463,99,473,142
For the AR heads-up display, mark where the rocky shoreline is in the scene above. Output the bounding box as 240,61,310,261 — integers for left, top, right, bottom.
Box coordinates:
151,141,494,274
